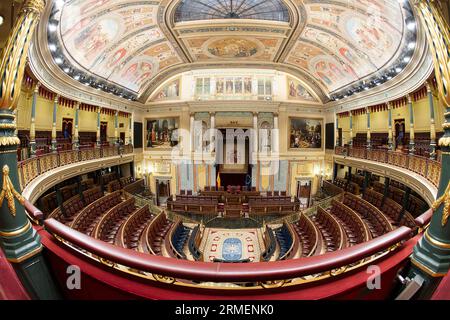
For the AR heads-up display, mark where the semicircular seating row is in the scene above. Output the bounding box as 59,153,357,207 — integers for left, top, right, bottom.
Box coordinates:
50,181,419,262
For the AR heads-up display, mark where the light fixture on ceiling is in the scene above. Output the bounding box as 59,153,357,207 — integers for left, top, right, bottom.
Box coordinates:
54,57,63,64
48,24,58,32
408,42,416,50
0,15,4,26
49,43,57,52
407,21,416,30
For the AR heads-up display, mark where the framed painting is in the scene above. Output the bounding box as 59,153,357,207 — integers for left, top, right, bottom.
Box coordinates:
145,117,180,149
289,117,323,150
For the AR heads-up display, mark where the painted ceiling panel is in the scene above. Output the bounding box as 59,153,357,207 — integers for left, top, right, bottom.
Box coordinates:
42,0,417,101
59,0,182,94
286,0,406,92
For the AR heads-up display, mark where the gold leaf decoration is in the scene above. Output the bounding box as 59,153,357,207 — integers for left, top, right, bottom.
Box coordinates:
432,182,450,227
0,165,25,216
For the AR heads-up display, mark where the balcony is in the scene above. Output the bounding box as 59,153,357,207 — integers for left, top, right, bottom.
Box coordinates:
18,145,134,203
334,147,440,206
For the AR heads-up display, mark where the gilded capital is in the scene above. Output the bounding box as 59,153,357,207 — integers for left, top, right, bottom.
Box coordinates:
0,0,47,110
23,0,47,14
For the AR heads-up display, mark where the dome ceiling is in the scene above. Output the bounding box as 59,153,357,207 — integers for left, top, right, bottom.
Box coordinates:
41,0,419,102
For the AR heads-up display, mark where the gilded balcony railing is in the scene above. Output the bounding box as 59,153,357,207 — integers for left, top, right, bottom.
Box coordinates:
335,147,441,188
17,145,134,189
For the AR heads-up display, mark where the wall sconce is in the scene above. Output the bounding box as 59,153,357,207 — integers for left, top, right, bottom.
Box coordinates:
0,15,4,26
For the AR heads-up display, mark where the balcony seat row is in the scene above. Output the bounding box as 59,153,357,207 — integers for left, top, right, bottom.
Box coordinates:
93,197,137,243
70,191,123,236
117,205,154,250
170,222,191,259
292,214,319,257
342,193,393,238
328,199,369,246
142,213,173,255
274,223,294,260
310,208,344,252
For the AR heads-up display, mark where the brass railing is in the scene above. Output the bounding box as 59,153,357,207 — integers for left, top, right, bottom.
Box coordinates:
335,147,441,188
18,144,134,189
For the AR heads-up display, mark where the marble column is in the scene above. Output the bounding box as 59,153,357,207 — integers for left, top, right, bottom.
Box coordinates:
129,115,133,145
388,102,394,151
253,111,258,156
96,107,102,147
349,112,353,147
72,102,80,150
114,110,119,146
51,95,59,153
190,113,195,154
29,83,40,157
366,107,371,150
427,82,437,159
273,112,279,154
408,94,415,155
210,111,215,153
335,114,340,147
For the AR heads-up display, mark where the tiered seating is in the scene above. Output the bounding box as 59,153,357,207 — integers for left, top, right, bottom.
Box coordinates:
117,205,154,249
261,226,276,261
48,195,84,224
329,199,370,246
106,180,121,193
167,195,219,214
60,184,78,202
342,193,393,238
120,176,134,188
143,213,173,255
248,196,299,215
188,225,202,261
93,198,136,243
39,191,58,215
83,186,103,204
310,207,343,252
70,191,122,236
323,180,344,197
291,214,319,257
101,172,117,186
407,194,428,217
123,179,145,195
333,177,347,190
170,221,190,259
274,223,294,260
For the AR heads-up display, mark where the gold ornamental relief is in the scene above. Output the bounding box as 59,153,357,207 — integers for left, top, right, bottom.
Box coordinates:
0,165,25,217
432,182,450,227
23,0,47,13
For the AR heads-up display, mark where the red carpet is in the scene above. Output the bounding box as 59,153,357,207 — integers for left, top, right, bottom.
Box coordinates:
432,273,450,300
0,248,29,300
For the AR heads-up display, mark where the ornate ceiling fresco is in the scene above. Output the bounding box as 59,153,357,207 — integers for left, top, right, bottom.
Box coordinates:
58,0,183,94
36,0,420,103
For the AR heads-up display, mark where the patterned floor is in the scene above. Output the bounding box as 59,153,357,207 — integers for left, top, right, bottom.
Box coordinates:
201,228,263,262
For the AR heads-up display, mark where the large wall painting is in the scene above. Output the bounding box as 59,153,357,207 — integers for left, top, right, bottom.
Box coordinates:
152,79,180,101
287,77,316,101
289,118,323,150
146,118,179,149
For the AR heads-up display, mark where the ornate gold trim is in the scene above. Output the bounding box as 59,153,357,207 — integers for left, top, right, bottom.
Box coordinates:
0,220,31,237
0,165,25,216
411,258,447,278
431,181,450,226
7,245,43,264
439,136,450,147
0,137,21,146
0,123,17,129
425,229,450,249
